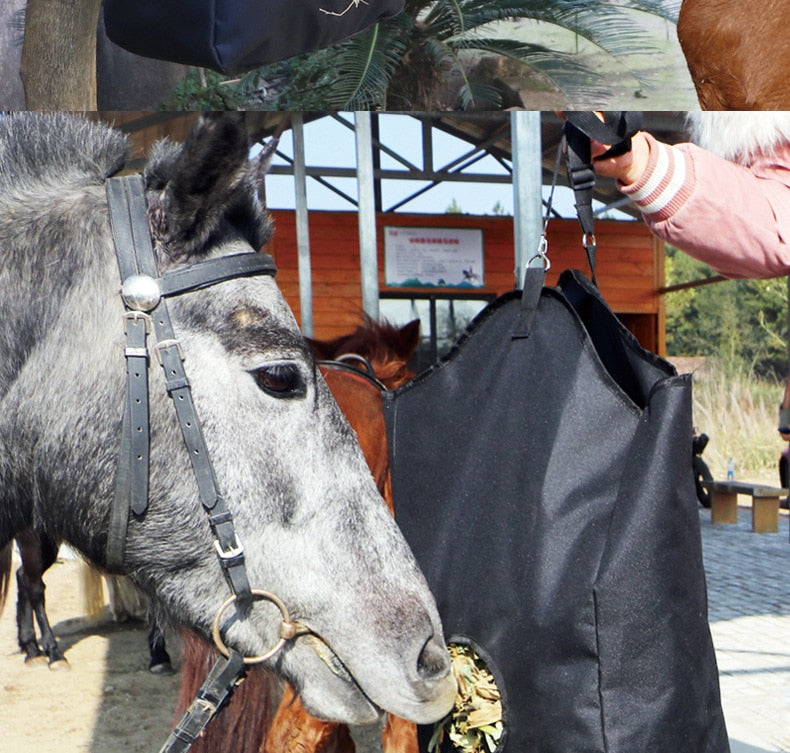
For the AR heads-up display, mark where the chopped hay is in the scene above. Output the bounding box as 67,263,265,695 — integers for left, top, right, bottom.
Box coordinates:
429,643,503,753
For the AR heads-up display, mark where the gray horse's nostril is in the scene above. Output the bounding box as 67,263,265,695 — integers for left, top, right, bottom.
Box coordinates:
417,636,451,680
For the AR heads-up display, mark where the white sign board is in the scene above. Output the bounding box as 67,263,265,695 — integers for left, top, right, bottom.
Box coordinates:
384,226,484,288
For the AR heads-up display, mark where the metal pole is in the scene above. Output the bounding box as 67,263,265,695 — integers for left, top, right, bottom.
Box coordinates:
355,111,380,320
511,111,544,289
292,113,313,337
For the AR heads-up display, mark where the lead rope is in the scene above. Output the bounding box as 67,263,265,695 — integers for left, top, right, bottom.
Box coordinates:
104,175,299,753
159,649,246,753
562,117,599,284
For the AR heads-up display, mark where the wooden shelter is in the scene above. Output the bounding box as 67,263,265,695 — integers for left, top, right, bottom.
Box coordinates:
267,210,663,351
96,111,689,360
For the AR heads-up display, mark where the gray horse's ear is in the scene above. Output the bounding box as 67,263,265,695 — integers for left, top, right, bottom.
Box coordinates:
253,138,278,183
156,112,251,259
251,138,278,207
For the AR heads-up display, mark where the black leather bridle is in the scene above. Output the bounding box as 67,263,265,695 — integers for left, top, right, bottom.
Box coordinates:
105,174,298,753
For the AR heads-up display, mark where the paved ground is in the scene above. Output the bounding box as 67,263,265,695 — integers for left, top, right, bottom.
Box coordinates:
2,499,787,753
699,504,790,752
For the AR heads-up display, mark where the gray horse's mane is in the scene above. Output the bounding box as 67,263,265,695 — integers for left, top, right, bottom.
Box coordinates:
0,112,129,190
0,111,273,264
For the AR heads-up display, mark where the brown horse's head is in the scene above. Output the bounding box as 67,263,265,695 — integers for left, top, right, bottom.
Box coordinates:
307,315,420,390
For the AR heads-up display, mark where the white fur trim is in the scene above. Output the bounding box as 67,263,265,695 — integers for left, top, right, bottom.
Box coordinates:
687,111,790,164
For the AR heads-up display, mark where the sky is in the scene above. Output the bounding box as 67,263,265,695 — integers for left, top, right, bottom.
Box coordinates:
256,113,630,220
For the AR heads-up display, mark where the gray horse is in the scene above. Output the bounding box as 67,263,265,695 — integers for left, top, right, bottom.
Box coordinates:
0,112,455,727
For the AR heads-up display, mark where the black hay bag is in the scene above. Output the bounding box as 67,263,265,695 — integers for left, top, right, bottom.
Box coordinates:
102,0,404,74
384,268,729,753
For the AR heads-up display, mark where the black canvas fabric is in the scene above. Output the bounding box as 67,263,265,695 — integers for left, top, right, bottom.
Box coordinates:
103,0,404,74
384,268,729,753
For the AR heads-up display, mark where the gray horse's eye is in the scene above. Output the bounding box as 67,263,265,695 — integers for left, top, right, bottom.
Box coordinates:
253,363,305,399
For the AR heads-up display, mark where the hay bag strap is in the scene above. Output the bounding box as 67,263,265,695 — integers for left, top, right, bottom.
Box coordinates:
561,111,643,280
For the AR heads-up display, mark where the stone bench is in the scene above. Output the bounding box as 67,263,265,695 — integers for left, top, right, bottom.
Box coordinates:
700,480,786,533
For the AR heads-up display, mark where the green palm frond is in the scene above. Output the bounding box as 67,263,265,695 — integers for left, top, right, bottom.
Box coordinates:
456,79,506,110
426,0,669,57
218,0,687,109
451,36,610,102
322,23,404,109
406,0,673,102
412,0,679,27
253,13,411,110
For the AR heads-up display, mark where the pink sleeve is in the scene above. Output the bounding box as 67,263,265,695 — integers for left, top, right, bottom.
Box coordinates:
619,133,790,279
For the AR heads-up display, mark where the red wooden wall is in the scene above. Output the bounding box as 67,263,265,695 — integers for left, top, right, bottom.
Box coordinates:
105,113,664,352
265,210,665,353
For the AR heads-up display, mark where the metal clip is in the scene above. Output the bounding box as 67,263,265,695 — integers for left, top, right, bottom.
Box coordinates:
527,235,551,271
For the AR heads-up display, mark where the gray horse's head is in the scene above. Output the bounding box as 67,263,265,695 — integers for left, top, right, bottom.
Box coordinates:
0,112,454,725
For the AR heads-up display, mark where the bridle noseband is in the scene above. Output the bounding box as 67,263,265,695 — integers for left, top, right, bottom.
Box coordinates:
105,174,301,753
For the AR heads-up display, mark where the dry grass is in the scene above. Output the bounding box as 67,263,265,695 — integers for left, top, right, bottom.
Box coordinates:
687,362,783,481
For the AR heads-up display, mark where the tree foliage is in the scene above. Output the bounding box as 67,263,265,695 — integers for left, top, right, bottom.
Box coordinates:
163,0,681,110
665,245,789,378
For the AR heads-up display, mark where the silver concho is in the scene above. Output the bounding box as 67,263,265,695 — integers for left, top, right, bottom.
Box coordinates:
121,274,162,312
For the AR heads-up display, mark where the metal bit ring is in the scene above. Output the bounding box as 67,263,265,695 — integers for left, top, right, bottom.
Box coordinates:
211,589,304,665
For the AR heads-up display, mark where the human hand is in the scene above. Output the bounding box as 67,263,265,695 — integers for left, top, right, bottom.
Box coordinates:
555,111,651,186
591,131,650,185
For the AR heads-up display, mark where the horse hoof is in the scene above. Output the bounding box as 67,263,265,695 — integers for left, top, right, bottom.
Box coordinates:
23,655,49,667
149,661,174,675
48,658,70,671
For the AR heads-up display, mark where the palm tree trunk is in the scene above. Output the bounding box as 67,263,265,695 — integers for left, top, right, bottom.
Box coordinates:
21,0,101,108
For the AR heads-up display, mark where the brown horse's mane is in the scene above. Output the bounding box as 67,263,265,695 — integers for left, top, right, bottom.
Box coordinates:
306,314,421,390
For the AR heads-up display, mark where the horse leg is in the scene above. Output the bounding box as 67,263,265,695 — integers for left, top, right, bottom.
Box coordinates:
147,615,174,675
15,529,69,668
105,572,172,674
15,564,45,663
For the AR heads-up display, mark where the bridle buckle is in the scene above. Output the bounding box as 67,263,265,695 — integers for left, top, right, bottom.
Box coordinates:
155,338,185,365
123,310,152,332
214,538,245,560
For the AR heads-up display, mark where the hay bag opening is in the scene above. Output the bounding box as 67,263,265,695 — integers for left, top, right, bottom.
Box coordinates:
429,640,506,753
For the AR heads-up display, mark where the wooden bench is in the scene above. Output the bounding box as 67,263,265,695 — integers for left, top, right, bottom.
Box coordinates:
700,481,787,533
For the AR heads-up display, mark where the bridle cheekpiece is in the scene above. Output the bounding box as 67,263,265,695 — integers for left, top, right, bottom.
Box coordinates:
105,174,298,753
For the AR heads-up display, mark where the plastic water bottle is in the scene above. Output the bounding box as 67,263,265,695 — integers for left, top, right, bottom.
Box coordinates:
727,457,735,481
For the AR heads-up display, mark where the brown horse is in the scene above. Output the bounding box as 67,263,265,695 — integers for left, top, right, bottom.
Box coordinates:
677,0,790,109
174,316,421,753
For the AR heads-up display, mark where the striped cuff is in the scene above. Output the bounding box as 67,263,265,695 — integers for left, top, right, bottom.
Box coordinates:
620,134,694,220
